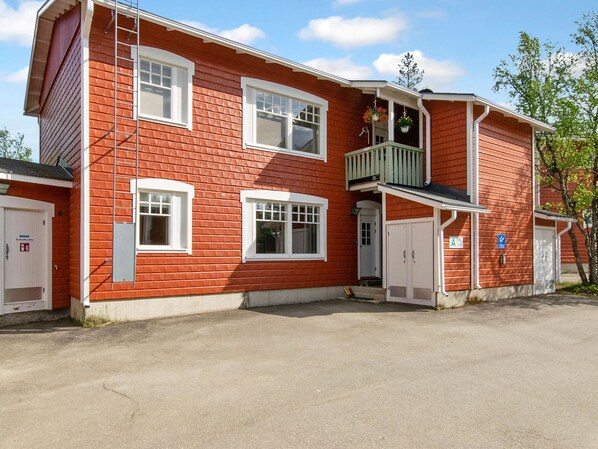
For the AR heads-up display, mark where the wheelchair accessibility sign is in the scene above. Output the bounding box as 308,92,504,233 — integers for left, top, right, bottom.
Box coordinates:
497,234,507,250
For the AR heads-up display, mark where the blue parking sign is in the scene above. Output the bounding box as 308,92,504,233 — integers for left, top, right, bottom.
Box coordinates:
497,234,506,250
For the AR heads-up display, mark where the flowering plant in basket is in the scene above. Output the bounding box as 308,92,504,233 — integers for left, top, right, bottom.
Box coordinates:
363,106,388,124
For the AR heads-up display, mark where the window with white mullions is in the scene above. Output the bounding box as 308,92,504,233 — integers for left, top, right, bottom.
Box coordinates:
139,192,171,246
256,202,287,254
242,78,328,160
292,204,320,254
140,59,173,119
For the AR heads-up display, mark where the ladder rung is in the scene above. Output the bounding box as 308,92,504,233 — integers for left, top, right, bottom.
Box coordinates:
116,70,133,76
117,26,137,34
115,161,137,167
116,55,134,62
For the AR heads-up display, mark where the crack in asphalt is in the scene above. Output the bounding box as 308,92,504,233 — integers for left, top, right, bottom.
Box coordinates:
102,382,140,422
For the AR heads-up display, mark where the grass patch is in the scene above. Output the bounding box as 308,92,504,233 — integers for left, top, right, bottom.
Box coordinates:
79,317,114,328
557,282,598,296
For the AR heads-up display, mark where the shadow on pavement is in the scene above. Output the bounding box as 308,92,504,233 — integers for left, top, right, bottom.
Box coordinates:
248,299,433,318
0,318,78,335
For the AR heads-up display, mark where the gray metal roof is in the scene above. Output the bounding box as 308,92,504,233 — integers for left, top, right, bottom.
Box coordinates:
534,209,576,222
0,157,73,181
379,182,490,214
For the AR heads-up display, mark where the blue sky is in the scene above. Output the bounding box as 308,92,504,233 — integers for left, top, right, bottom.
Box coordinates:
0,0,595,160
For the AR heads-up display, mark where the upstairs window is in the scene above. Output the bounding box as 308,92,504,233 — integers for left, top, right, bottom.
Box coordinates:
133,47,195,130
242,78,328,161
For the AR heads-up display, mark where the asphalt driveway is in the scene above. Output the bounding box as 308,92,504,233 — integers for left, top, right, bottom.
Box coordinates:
1,294,597,449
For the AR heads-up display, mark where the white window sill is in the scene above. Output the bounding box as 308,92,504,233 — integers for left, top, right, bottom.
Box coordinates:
244,255,325,262
138,248,191,255
139,114,192,131
244,143,326,162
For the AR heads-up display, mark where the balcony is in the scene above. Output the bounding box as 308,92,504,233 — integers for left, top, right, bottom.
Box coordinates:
345,141,424,190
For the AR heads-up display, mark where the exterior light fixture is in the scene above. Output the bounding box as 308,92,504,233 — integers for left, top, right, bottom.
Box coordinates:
351,206,361,216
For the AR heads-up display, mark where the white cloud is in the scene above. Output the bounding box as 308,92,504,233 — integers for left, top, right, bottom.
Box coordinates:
0,0,42,46
303,56,372,79
298,15,408,48
181,20,265,45
3,66,29,83
373,50,465,90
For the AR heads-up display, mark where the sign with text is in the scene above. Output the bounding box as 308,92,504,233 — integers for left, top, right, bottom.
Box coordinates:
20,242,30,252
497,234,507,250
449,236,464,249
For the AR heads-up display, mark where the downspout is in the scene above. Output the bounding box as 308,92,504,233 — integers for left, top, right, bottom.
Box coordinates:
472,105,490,289
417,98,431,186
439,210,458,297
81,0,94,307
556,221,573,283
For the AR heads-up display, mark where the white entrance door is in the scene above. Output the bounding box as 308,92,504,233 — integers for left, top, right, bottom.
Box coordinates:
387,220,434,305
535,227,556,294
359,210,379,278
2,209,49,314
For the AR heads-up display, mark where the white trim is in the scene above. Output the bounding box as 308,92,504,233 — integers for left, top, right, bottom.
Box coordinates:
381,192,387,288
0,173,72,188
131,179,195,255
386,217,434,225
80,0,93,307
241,77,328,162
240,190,328,262
356,201,381,279
132,46,195,131
0,196,54,315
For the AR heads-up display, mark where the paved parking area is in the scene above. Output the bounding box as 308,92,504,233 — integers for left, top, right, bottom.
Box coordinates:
1,294,598,449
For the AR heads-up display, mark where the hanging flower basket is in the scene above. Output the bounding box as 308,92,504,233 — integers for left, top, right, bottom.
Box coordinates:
397,115,413,133
363,106,388,124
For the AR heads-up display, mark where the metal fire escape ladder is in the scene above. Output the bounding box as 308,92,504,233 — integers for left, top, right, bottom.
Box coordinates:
111,0,140,283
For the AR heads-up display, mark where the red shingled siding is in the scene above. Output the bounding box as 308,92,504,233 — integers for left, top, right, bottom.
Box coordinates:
3,181,70,310
39,11,81,300
87,6,368,301
478,109,533,288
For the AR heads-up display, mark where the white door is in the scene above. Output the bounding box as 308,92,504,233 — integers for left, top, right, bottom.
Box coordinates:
387,221,434,305
2,209,48,314
535,227,556,294
359,210,379,278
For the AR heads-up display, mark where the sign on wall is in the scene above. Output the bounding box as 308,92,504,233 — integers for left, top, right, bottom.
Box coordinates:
497,234,507,250
449,236,464,249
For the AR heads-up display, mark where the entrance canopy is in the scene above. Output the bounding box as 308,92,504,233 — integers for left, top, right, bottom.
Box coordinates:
378,183,490,214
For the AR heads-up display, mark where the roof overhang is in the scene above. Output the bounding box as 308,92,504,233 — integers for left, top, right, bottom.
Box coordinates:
378,183,490,214
25,0,79,116
0,172,73,188
534,210,576,223
350,81,421,109
421,93,554,132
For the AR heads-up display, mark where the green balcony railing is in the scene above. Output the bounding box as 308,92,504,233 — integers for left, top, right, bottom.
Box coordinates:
345,142,424,189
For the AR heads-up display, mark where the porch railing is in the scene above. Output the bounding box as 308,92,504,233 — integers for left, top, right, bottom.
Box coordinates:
345,142,424,189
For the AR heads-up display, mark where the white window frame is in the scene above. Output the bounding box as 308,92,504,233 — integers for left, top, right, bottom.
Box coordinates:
131,179,194,254
241,78,328,162
241,190,328,262
132,46,195,130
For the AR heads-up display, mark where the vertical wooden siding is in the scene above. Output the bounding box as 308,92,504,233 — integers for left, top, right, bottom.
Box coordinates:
478,109,533,287
39,12,81,300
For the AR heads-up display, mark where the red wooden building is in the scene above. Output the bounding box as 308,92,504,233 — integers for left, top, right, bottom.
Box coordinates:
0,0,565,322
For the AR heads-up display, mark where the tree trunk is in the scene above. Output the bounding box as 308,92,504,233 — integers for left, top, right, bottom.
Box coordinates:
568,224,589,284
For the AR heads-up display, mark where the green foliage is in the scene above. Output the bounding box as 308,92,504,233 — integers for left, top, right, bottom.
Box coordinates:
557,282,598,296
0,128,32,161
396,52,424,91
493,12,598,285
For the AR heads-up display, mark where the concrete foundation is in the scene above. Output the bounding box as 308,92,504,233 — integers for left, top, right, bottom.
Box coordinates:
70,286,345,322
436,284,534,309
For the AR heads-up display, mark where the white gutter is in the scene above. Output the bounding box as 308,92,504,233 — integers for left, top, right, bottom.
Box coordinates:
80,0,94,308
417,98,432,186
472,106,490,289
556,221,573,283
439,210,458,297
